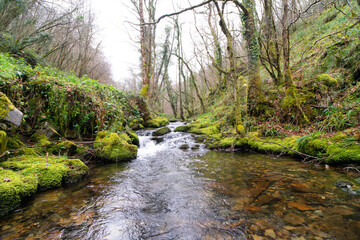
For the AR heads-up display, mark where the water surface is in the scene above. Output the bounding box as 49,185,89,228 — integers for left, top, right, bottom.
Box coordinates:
1,122,359,239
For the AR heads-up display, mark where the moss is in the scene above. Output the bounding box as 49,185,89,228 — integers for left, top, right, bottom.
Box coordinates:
236,125,245,135
0,155,88,190
174,125,192,132
126,126,139,146
0,155,88,215
129,118,144,130
48,140,78,156
326,145,360,164
219,137,236,148
195,136,206,143
304,139,329,157
145,116,169,128
0,92,15,118
6,134,25,150
94,131,138,162
0,130,8,153
140,84,149,98
153,127,171,136
31,132,51,146
316,74,338,87
282,84,310,124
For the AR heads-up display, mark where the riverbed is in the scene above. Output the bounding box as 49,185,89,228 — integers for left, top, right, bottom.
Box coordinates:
1,122,359,239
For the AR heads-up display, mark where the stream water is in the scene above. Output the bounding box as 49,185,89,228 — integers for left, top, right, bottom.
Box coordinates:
1,122,359,239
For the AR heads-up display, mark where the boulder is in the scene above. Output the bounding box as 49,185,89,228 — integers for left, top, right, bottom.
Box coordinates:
0,92,23,127
152,127,171,136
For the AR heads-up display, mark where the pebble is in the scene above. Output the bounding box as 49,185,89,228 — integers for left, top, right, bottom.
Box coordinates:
265,229,276,238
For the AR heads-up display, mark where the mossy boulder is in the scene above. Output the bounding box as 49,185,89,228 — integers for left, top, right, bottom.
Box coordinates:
174,125,192,132
0,168,38,216
129,118,144,130
94,131,138,162
145,116,169,128
0,92,23,127
152,127,171,136
316,74,338,88
0,155,88,216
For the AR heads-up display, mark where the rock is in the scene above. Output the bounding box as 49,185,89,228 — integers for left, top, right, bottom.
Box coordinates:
284,212,305,225
290,183,315,193
174,125,191,132
94,131,138,162
335,180,353,188
251,235,263,240
191,145,200,150
179,144,189,150
195,136,205,143
151,137,164,144
256,194,279,206
0,92,23,127
243,205,262,212
265,229,276,238
40,122,61,140
288,201,314,211
152,127,171,136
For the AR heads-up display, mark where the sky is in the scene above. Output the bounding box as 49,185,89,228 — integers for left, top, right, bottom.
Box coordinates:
90,0,205,83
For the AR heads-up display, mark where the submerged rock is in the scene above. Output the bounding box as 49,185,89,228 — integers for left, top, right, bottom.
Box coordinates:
152,127,171,136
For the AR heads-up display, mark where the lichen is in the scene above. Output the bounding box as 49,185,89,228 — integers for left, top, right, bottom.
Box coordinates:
94,131,138,162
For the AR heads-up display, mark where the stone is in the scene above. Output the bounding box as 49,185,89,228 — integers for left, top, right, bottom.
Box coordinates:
284,213,305,225
179,144,189,150
265,229,276,238
288,201,314,211
40,122,61,140
0,92,23,127
191,145,200,150
4,108,23,127
290,182,315,193
251,235,263,240
152,127,171,136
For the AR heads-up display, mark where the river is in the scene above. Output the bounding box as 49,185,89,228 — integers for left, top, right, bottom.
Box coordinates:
1,122,359,239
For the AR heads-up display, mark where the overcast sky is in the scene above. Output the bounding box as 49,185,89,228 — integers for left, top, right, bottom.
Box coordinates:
89,0,204,83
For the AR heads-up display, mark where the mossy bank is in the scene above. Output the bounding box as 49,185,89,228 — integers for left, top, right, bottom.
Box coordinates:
0,53,163,217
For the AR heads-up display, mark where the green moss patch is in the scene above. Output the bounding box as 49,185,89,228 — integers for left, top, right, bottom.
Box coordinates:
94,131,138,162
174,125,192,132
0,155,88,216
145,116,169,128
0,130,8,153
152,127,171,136
0,92,15,119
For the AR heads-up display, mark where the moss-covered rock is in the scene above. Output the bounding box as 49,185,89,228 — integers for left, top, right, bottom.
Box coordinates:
152,127,171,136
126,126,140,146
174,125,192,132
145,116,169,128
316,74,338,87
0,155,88,216
94,131,138,162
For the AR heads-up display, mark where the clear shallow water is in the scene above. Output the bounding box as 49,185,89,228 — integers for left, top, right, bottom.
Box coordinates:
1,122,359,239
